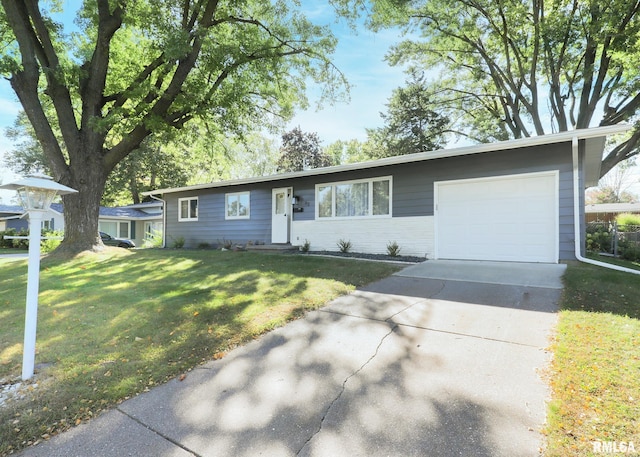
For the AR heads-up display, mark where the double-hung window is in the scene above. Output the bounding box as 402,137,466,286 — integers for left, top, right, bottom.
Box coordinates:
178,197,198,221
316,176,392,219
225,192,250,219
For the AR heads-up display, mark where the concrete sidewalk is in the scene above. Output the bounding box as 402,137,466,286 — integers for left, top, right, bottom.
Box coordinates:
0,253,28,261
18,261,564,457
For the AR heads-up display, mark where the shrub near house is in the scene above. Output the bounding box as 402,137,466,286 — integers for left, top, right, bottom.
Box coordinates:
616,213,640,262
616,213,640,229
0,229,63,253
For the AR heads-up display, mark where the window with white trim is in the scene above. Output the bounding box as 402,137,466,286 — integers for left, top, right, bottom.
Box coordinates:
316,176,392,219
225,192,250,219
99,220,131,238
178,197,198,221
144,221,163,240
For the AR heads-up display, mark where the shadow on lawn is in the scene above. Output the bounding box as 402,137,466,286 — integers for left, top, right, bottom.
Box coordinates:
561,262,640,319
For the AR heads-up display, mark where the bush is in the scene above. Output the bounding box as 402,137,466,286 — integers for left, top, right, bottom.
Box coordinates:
299,239,311,253
586,230,613,253
142,230,163,248
386,241,401,257
41,230,63,253
11,229,29,250
616,213,640,230
0,229,18,248
171,236,185,249
616,236,640,261
0,228,62,252
585,223,613,253
620,244,640,262
337,239,352,253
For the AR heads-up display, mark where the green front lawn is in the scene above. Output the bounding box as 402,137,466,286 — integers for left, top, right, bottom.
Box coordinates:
545,261,640,456
0,249,401,455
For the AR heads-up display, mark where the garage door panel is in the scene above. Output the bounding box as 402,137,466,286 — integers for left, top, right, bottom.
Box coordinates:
436,172,558,263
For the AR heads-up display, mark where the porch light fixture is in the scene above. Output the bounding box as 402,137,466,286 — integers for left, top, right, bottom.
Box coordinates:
0,173,77,380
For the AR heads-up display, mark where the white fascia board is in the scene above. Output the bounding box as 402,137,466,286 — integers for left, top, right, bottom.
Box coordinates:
143,124,632,196
0,215,23,221
99,215,161,221
586,202,640,213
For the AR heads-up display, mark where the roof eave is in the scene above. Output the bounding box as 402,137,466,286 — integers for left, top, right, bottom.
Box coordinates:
143,124,632,196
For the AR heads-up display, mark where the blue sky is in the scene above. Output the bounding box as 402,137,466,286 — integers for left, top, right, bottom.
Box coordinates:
0,2,410,203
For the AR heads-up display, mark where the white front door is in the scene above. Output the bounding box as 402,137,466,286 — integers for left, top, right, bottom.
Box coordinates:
272,187,292,243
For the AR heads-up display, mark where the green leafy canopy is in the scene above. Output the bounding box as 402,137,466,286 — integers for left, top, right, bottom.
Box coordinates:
0,0,355,252
368,0,640,176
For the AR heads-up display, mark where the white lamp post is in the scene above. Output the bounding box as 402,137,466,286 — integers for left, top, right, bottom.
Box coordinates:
0,173,77,380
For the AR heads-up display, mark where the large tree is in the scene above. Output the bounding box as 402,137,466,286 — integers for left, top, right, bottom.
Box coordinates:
366,70,449,157
0,0,346,253
5,113,280,205
276,126,333,172
370,0,640,176
5,112,192,205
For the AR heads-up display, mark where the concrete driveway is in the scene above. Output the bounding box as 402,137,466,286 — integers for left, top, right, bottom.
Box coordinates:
18,260,565,457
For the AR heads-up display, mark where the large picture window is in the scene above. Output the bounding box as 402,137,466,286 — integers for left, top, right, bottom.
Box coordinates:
99,220,131,238
178,197,198,221
226,192,250,219
316,177,392,219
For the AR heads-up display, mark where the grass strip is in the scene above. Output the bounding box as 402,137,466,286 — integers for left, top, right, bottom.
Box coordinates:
545,261,640,456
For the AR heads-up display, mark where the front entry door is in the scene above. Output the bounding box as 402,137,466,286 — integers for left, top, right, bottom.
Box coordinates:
272,187,292,243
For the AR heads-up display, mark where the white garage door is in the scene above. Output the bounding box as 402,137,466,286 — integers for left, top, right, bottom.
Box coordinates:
435,171,558,263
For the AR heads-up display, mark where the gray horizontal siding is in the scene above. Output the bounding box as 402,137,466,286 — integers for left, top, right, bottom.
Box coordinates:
165,185,273,248
164,141,582,260
290,177,317,222
390,145,574,217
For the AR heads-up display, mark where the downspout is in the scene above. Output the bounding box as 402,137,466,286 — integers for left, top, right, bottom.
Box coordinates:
572,136,640,275
149,194,167,248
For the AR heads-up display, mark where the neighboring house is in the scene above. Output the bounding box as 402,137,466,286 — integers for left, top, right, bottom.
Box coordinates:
145,125,627,264
0,204,26,231
0,201,163,247
0,204,63,232
97,201,164,247
585,203,640,224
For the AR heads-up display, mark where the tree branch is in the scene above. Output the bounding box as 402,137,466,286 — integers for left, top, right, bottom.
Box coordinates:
106,0,220,168
79,0,124,149
1,0,72,180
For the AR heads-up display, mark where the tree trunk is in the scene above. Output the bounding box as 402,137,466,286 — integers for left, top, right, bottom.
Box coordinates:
56,155,109,253
129,176,141,204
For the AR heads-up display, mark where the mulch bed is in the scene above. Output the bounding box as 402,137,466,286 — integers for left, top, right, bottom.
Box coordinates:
301,250,424,263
